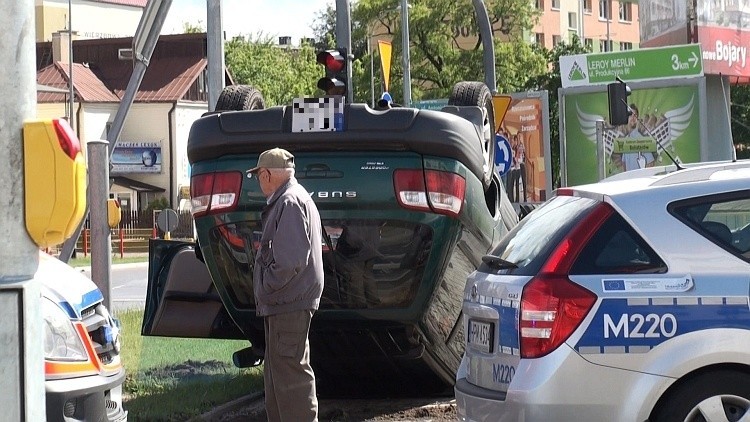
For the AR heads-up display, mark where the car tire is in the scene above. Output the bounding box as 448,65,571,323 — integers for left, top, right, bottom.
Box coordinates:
215,84,265,111
448,81,496,190
651,370,750,422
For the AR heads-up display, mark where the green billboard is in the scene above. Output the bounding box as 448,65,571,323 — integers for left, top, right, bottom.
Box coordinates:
563,85,702,186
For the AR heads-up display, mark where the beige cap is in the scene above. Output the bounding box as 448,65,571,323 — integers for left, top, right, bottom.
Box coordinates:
246,148,295,173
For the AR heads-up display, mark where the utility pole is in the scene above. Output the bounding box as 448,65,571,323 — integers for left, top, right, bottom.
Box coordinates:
400,0,411,107
0,1,46,420
207,0,224,111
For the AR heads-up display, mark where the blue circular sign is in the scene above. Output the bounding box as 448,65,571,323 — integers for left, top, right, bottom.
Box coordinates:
380,92,393,103
494,134,512,177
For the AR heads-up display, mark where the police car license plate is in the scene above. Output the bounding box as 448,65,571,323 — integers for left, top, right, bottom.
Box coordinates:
468,319,493,354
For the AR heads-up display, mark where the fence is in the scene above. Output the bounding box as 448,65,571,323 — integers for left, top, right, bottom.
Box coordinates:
76,209,195,256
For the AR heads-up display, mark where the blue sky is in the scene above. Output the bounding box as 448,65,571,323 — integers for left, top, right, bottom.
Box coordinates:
163,0,332,43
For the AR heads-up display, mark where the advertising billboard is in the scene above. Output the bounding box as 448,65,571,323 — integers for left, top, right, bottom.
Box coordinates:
111,141,162,174
640,0,750,80
563,84,702,186
498,91,551,203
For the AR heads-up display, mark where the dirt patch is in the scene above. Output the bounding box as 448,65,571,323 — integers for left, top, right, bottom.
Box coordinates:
212,397,456,421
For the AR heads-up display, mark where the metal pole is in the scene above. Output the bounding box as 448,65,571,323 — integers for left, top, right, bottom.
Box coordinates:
335,0,353,103
596,120,606,180
369,35,375,107
400,0,411,107
68,0,75,133
470,0,496,93
88,140,113,311
0,1,45,420
207,0,224,111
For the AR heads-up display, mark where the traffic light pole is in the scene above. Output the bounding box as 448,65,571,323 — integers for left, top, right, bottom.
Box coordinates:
335,0,353,103
0,1,46,420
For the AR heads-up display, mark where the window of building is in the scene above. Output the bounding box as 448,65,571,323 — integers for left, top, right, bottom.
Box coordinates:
620,41,633,50
599,39,613,52
551,0,560,9
585,38,594,50
535,33,545,45
568,12,578,29
619,2,632,21
599,0,611,20
583,0,593,13
535,0,544,9
553,35,562,46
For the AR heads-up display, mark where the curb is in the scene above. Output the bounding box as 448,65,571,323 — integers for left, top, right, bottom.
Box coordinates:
188,392,264,421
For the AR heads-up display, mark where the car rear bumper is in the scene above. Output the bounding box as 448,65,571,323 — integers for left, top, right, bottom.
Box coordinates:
455,346,669,422
45,369,127,422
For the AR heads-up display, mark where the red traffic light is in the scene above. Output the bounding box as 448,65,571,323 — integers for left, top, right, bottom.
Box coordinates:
316,50,346,72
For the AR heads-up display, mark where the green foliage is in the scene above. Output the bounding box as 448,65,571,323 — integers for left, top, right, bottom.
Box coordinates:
182,21,205,34
145,197,168,214
730,84,750,159
225,35,321,106
118,309,263,420
340,0,546,103
523,35,590,188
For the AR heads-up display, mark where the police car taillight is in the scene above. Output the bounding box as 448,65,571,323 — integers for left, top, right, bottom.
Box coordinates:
190,172,242,217
394,169,465,218
519,202,613,359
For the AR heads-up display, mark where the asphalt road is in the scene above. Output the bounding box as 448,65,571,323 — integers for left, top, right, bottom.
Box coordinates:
80,262,148,312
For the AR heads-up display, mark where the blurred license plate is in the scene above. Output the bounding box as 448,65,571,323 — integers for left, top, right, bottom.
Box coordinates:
468,319,494,353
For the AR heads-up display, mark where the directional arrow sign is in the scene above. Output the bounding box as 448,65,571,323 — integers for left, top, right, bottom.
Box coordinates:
560,44,704,87
688,51,699,68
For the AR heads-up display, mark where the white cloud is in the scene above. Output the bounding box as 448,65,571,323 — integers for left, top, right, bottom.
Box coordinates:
163,0,331,44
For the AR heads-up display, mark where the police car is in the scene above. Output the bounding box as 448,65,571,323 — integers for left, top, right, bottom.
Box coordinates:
455,160,750,421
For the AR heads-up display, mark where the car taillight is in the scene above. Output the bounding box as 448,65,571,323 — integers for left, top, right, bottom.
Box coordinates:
519,202,613,358
393,169,465,218
190,172,242,217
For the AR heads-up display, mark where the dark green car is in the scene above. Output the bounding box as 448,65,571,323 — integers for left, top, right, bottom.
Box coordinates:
142,84,518,397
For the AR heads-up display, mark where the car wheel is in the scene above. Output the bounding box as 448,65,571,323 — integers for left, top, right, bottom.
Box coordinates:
215,85,265,111
651,371,750,422
448,81,495,190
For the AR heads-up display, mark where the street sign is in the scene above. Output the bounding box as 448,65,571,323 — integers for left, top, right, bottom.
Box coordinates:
156,208,179,233
491,95,512,132
560,44,704,88
494,134,512,177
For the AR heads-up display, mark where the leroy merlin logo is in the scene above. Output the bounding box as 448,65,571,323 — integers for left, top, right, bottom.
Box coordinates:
568,61,587,81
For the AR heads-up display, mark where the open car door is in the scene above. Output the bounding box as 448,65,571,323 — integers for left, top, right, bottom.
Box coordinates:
141,239,244,339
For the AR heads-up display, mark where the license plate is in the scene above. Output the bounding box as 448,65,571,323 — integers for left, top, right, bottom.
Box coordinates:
468,319,494,354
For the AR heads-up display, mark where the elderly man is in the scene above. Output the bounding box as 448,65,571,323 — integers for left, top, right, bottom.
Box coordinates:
247,147,323,422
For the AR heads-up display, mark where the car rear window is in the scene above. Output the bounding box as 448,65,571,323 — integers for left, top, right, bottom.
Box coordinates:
481,195,598,276
571,212,667,274
321,220,430,309
211,220,431,309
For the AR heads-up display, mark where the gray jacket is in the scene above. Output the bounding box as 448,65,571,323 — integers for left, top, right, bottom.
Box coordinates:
253,177,323,317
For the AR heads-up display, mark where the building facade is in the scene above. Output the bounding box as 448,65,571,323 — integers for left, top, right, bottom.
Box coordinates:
531,0,640,52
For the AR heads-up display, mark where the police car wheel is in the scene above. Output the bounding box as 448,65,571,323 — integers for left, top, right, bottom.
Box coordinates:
651,370,750,422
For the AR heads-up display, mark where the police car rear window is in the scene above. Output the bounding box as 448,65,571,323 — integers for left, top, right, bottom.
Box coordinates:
482,195,598,276
571,213,667,275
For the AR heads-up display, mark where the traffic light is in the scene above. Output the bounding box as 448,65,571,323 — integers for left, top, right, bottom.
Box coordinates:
607,79,632,126
316,49,347,96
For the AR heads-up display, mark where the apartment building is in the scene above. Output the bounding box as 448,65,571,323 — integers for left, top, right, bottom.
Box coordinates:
531,0,640,51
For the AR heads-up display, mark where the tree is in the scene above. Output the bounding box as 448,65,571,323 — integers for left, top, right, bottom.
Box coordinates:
224,35,321,106
342,0,546,102
182,21,205,34
523,35,590,189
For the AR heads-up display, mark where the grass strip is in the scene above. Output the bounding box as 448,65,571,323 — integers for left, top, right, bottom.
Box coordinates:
118,309,263,421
